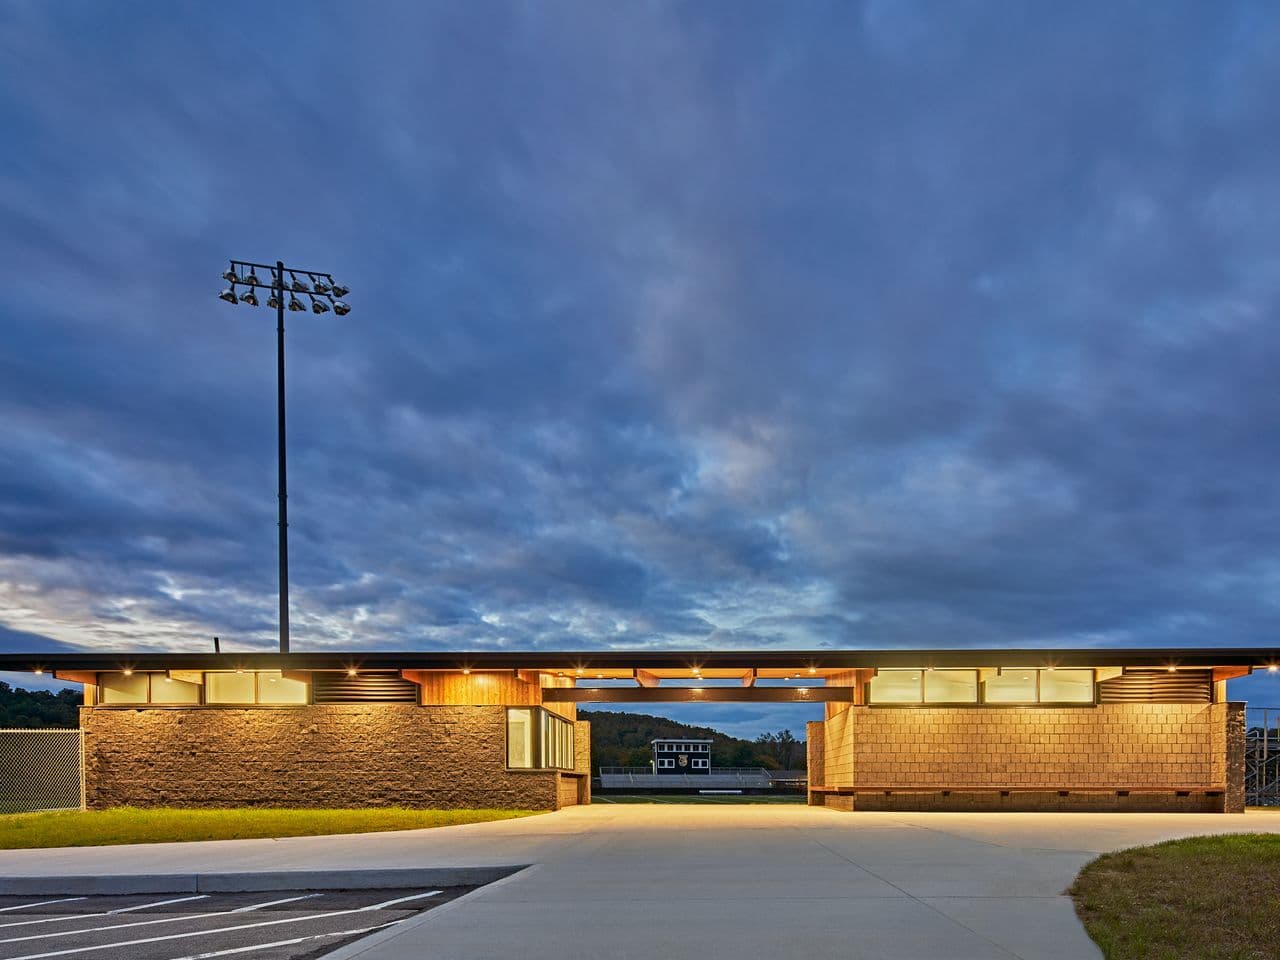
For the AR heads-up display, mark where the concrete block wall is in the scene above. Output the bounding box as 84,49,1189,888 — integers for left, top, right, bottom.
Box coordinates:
826,708,857,788
852,703,1224,788
809,702,1244,812
82,704,566,811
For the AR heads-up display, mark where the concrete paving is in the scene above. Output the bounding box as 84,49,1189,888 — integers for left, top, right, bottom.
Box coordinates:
0,805,1277,960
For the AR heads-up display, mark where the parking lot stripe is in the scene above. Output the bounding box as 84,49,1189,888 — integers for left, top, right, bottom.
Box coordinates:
228,894,321,913
359,892,440,911
0,900,87,914
161,918,404,960
0,896,210,932
0,893,330,945
107,897,209,916
3,894,443,960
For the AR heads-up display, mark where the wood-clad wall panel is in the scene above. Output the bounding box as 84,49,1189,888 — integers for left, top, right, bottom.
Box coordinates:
406,671,542,706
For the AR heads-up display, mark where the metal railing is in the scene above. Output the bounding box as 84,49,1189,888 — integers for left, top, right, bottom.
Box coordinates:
1246,707,1280,808
0,729,83,813
599,766,767,777
597,767,776,789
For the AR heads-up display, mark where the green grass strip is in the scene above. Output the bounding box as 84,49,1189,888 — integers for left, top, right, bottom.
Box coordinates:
0,807,538,849
1069,833,1280,960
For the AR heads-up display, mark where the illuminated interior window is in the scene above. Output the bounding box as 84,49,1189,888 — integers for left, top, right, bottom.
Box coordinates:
506,707,573,770
1038,669,1094,702
255,670,309,704
923,670,979,703
99,672,149,704
868,670,923,703
507,708,535,768
149,676,201,704
206,672,256,704
984,670,1038,703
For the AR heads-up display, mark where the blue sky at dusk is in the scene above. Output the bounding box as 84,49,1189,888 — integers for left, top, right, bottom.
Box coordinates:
2,2,1280,737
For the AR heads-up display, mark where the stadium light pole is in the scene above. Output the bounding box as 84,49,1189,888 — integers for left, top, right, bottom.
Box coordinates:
218,260,351,654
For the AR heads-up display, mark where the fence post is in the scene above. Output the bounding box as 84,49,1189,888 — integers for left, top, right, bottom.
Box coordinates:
79,729,86,811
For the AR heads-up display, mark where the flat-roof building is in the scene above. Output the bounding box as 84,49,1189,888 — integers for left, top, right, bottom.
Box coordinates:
4,647,1270,813
652,738,712,774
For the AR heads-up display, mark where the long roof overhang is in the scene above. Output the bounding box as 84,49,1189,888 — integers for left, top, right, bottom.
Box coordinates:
2,647,1277,677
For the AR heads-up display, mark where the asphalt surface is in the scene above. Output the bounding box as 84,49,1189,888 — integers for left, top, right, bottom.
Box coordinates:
0,887,473,960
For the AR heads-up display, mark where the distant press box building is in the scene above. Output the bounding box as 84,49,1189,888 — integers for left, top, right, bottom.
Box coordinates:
652,738,711,774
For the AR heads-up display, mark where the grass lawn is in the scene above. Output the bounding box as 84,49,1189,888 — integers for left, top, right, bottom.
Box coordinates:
1069,833,1280,960
0,807,538,849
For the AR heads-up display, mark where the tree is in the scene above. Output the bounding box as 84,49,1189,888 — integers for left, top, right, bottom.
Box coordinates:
755,729,802,769
0,682,82,728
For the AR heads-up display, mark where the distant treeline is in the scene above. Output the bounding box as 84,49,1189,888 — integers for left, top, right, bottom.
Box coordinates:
0,682,82,728
581,709,804,770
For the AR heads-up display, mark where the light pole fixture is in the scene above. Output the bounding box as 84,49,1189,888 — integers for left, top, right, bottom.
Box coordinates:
219,259,352,654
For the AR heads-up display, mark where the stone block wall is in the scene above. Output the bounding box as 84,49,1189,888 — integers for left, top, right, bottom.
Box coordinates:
808,702,1242,812
1225,702,1245,813
852,703,1223,788
805,721,825,800
82,704,569,811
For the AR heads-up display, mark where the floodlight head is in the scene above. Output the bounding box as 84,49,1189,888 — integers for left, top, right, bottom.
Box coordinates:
244,271,261,286
310,297,330,314
219,287,238,304
330,281,350,298
241,288,260,306
311,277,331,294
287,296,306,312
222,268,237,283
267,291,281,309
332,300,351,316
291,276,308,293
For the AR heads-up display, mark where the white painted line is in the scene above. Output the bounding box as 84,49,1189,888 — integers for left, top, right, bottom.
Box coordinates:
160,919,403,960
4,894,441,959
0,893,322,944
107,896,210,915
228,893,321,913
0,895,210,931
360,891,440,911
0,899,87,914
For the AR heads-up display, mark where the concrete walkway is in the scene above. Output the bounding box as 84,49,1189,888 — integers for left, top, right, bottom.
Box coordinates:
1,806,1278,960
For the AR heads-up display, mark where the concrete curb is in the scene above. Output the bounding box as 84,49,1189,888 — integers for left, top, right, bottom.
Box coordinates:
0,866,526,896
316,864,537,960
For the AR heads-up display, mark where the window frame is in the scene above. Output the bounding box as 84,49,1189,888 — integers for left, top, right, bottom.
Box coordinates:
505,706,575,772
867,668,1099,707
95,671,312,707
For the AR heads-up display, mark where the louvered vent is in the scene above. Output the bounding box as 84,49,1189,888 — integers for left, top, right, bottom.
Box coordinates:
1097,669,1212,703
313,671,419,703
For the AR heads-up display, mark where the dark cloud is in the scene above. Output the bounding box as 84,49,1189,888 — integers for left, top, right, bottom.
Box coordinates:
0,0,1277,709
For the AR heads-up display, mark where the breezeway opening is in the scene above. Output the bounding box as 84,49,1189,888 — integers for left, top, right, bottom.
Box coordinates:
566,677,822,805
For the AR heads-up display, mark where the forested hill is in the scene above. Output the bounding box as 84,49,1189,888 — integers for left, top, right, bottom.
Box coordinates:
0,682,81,727
580,709,804,770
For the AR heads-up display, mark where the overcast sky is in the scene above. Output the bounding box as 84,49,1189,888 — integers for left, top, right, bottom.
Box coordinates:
2,2,1279,736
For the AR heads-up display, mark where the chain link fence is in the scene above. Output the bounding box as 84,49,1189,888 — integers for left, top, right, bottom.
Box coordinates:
0,729,84,812
1246,707,1280,808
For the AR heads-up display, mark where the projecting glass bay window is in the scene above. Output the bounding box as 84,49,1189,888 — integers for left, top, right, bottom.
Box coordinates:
506,707,574,770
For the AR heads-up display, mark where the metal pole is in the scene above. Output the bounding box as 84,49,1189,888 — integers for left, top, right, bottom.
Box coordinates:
276,260,290,655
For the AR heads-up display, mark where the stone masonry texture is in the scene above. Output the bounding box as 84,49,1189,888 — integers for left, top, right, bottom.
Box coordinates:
82,705,573,811
1225,702,1245,813
808,702,1240,813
